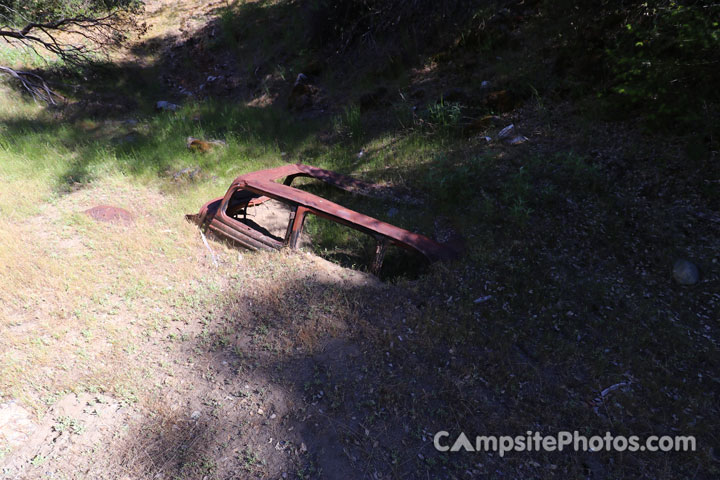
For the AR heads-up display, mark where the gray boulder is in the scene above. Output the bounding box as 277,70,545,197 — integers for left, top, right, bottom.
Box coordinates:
673,259,699,285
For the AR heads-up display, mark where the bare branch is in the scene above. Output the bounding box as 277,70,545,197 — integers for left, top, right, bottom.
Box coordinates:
0,12,131,66
0,65,65,104
0,3,145,103
0,1,146,66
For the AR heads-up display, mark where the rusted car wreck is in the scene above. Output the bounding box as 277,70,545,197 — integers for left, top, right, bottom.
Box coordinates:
188,164,456,274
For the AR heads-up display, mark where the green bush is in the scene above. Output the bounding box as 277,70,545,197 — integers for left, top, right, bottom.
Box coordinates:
608,2,719,125
542,0,720,129
0,0,142,22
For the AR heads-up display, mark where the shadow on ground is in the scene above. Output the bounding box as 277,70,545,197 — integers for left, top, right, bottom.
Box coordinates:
105,245,717,479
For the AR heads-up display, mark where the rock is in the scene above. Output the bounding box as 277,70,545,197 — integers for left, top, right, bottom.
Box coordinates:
155,100,179,112
497,124,529,145
506,134,529,145
172,166,202,182
288,73,319,111
486,90,515,113
0,400,38,450
186,137,226,153
83,205,134,225
497,124,515,140
294,73,309,86
673,259,699,285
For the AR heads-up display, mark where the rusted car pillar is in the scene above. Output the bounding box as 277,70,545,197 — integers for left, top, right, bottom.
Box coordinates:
370,237,389,275
285,205,309,249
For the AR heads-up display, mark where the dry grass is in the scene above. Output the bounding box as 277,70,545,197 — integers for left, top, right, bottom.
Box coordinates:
0,173,221,408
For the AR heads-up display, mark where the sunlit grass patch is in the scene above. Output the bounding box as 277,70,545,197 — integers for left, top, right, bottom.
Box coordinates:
0,40,61,70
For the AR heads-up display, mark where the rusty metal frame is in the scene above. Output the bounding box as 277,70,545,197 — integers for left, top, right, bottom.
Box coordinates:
190,164,456,273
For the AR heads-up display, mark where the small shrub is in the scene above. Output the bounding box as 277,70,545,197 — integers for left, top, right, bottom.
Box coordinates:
542,0,720,130
333,104,363,141
427,96,462,135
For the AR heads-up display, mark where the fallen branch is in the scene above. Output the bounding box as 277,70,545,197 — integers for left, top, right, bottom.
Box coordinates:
0,65,64,104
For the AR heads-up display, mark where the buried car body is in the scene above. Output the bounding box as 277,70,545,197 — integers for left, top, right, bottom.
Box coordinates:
188,164,457,274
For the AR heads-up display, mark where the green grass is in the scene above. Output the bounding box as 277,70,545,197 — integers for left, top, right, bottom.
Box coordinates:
0,40,60,69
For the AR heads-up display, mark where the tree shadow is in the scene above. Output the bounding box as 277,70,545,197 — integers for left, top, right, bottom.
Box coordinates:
106,237,715,478
107,264,504,478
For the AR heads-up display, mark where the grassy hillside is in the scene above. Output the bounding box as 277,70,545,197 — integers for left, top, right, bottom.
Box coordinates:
0,0,718,478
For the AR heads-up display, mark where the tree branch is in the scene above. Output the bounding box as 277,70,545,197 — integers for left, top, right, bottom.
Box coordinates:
0,12,130,66
0,66,64,104
0,4,145,103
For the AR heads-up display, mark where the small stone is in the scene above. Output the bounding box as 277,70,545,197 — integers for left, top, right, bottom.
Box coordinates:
673,259,699,285
288,73,319,111
190,410,201,420
270,414,276,419
506,134,529,145
497,124,515,140
294,73,309,86
497,124,528,145
156,100,179,112
257,408,264,415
